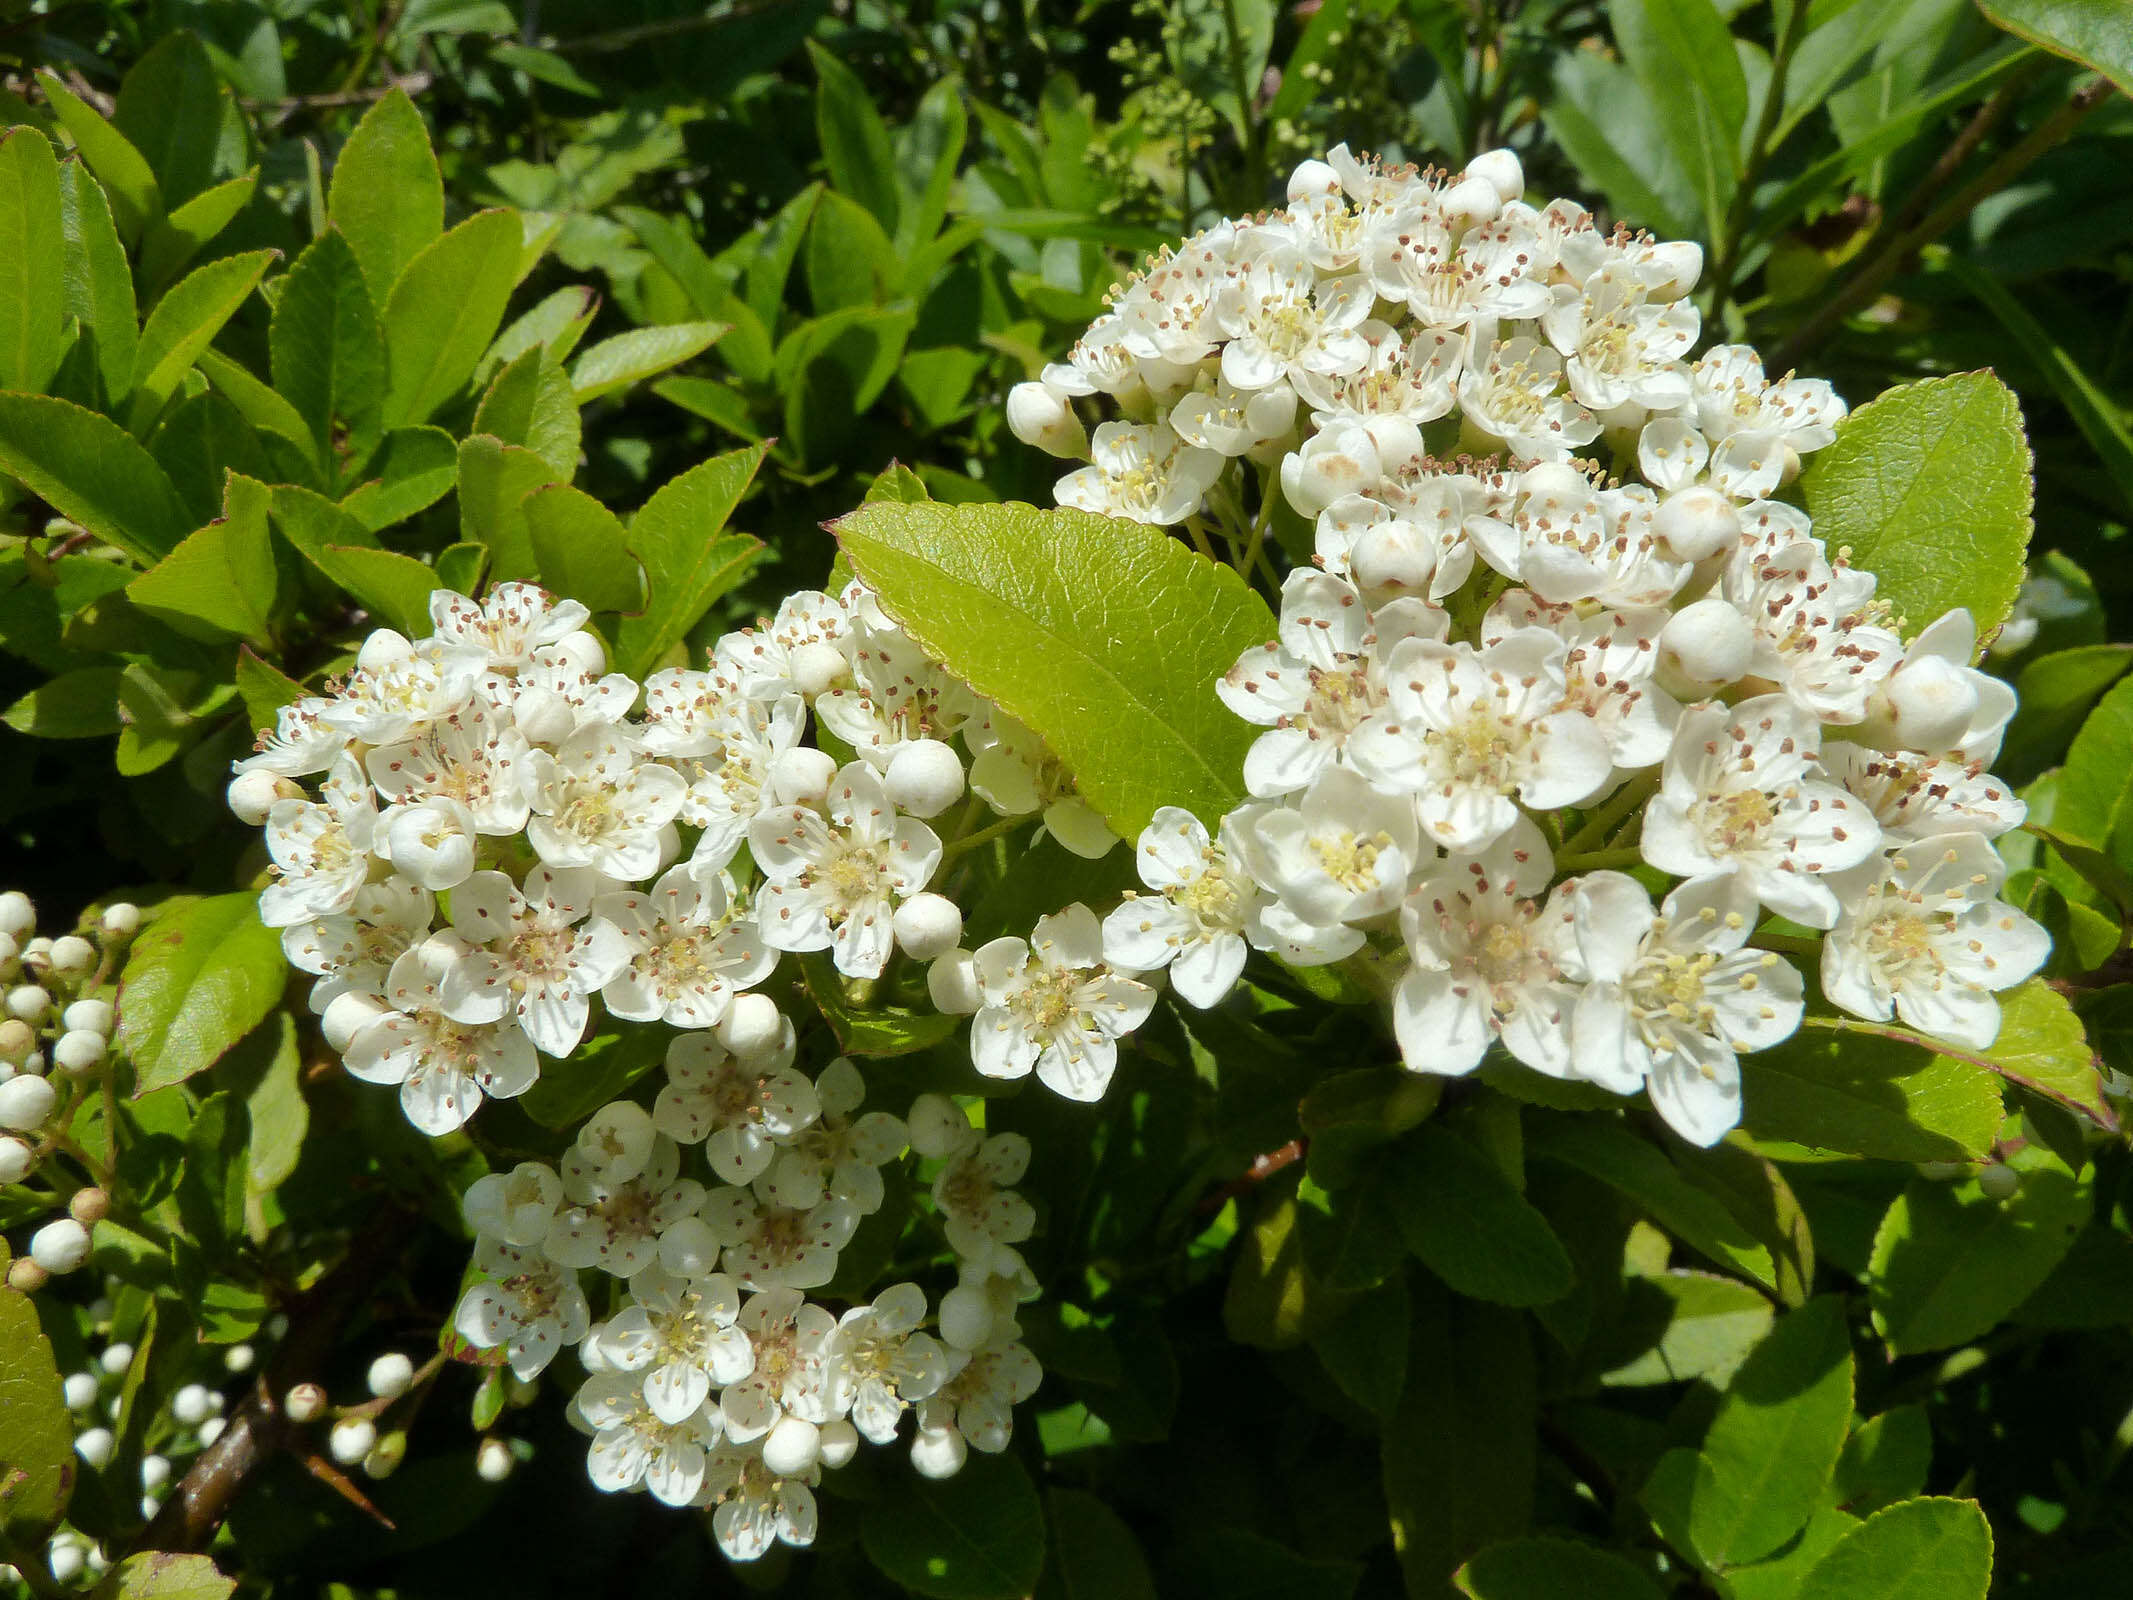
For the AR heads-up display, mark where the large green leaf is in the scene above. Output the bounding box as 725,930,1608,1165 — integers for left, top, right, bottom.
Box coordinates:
1799,372,2032,643
612,445,767,679
860,1452,1045,1599
1609,0,1746,241
271,229,385,477
128,472,275,643
4,665,125,738
1793,1498,1993,1600
836,500,1275,836
339,426,460,532
58,159,138,403
0,393,191,563
112,29,232,211
456,434,560,582
1688,1297,1854,1569
138,170,259,295
269,483,434,637
522,483,646,614
327,87,445,300
1738,1025,2003,1163
0,126,67,394
0,1287,72,1539
1042,1488,1159,1600
100,1552,238,1600
807,39,901,233
38,71,161,241
1866,1152,2086,1354
474,349,581,478
569,321,723,402
117,891,288,1096
382,209,524,427
2051,671,2133,860
1456,1539,1665,1600
127,248,277,436
1974,0,2133,93
1833,1406,1934,1516
1382,1122,1574,1307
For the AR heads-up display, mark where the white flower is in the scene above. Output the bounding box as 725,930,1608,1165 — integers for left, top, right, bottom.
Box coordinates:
813,626,973,768
1364,211,1551,330
1821,833,2049,1049
654,1031,818,1185
257,757,378,928
1055,421,1224,526
234,696,343,778
503,635,639,741
1293,323,1462,434
1169,373,1298,458
429,583,590,675
281,878,433,1010
1214,244,1374,391
1723,542,1902,724
1642,696,1881,929
1395,819,1579,1079
701,1187,858,1291
749,763,942,979
1568,872,1804,1144
675,694,805,871
451,1237,590,1379
700,1441,819,1562
826,1283,950,1443
971,904,1157,1102
441,866,632,1057
1819,743,2025,842
545,1137,705,1278
1348,628,1613,850
721,1288,841,1441
714,590,857,702
1313,487,1474,605
1691,344,1846,454
602,1266,756,1423
1101,807,1262,1007
1241,766,1424,929
575,1372,721,1506
932,1132,1036,1271
597,864,775,1030
319,630,486,746
1483,593,1680,770
762,1058,907,1215
1116,222,1241,366
1638,416,1783,506
523,725,687,881
965,710,1116,858
1854,611,2014,761
914,1338,1042,1457
463,1161,563,1249
345,934,538,1134
1454,332,1600,461
1541,267,1697,422
365,700,530,835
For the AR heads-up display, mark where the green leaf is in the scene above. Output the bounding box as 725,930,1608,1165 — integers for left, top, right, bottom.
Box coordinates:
271,229,385,475
128,472,275,642
1963,980,2109,1122
1689,1297,1855,1569
1456,1539,1666,1599
327,87,445,300
861,1451,1045,1599
234,646,306,731
126,248,277,436
382,209,524,427
475,348,581,477
98,1551,238,1600
194,346,317,472
517,1027,665,1130
1738,1024,2003,1163
1597,1270,1774,1388
339,427,460,532
1385,1287,1536,1596
808,40,901,233
1311,1271,1410,1416
1793,1498,1992,1600
522,483,646,614
0,1286,72,1539
2051,671,2133,859
455,435,559,582
836,500,1274,837
227,1012,307,1199
569,321,723,402
434,541,488,596
0,393,191,563
4,665,124,738
112,30,233,211
1798,371,2032,642
611,445,766,679
806,190,899,312
1973,0,2133,93
1715,1505,1861,1600
897,77,968,258
176,1090,248,1251
116,891,287,1095
1039,1488,1158,1600
269,483,435,637
138,171,260,296
1998,644,2133,780
1866,1153,2086,1354
1609,0,1747,240
0,126,68,393
58,159,136,403
1383,1122,1574,1307
149,390,268,528
1538,52,1696,239
1225,1185,1350,1349
39,71,161,241
1833,1406,1933,1516
485,284,598,375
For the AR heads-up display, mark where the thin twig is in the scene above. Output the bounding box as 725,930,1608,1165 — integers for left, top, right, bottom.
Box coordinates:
242,73,433,112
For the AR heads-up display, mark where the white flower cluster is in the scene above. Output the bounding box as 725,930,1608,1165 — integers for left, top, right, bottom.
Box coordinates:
1008,144,2050,1143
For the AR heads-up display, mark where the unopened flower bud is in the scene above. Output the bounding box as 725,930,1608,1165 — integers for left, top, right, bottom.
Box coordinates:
227,770,295,826
768,746,838,806
926,950,982,1016
0,1073,56,1132
1465,147,1525,202
513,687,576,747
0,1019,31,1065
48,1541,85,1583
938,1283,995,1351
906,1093,973,1160
99,904,139,941
47,936,94,977
363,1432,406,1479
1286,158,1340,202
6,985,51,1022
99,1342,133,1376
171,1384,217,1426
894,894,964,961
475,1437,516,1482
1859,656,1980,755
53,1031,107,1077
1351,517,1438,596
1643,240,1704,299
762,1414,821,1477
7,1257,47,1292
1659,598,1754,692
1006,382,1088,460
885,740,965,819
1653,485,1740,562
69,1187,109,1225
1977,1163,2020,1200
30,1217,91,1275
73,1427,113,1469
0,1135,34,1184
385,800,479,890
197,1416,226,1446
911,1419,967,1479
366,1352,415,1400
1280,422,1382,517
140,1453,170,1491
716,992,784,1058
789,641,851,699
62,1373,97,1411
328,1417,375,1465
1437,174,1501,228
284,1383,327,1424
0,893,33,939
62,1000,112,1036
817,1417,859,1470
224,1344,256,1374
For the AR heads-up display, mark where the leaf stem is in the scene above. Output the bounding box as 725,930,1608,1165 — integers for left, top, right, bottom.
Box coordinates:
940,813,1025,864
1552,846,1646,874
1556,774,1658,859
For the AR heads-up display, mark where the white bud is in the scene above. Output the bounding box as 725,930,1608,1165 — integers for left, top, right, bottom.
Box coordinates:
1652,485,1741,562
47,1543,85,1584
1642,240,1704,300
284,1383,327,1423
816,1417,860,1470
1658,598,1755,692
140,1454,170,1491
384,800,479,891
63,1373,98,1411
0,893,33,939
789,640,852,699
30,1217,91,1275
657,1214,723,1278
926,950,982,1016
906,1093,974,1161
226,769,291,826
893,894,964,961
911,1419,967,1479
366,1352,415,1400
1465,147,1525,202
513,687,576,747
1860,656,1980,755
73,1427,114,1469
0,932,15,972
884,740,965,819
362,1434,405,1479
6,985,51,1022
475,1437,516,1482
62,1000,112,1036
0,1135,34,1184
320,991,393,1053
768,746,839,806
1280,421,1382,517
761,1414,821,1477
1006,381,1088,460
224,1344,256,1374
0,1018,32,1063
53,1031,107,1077
1286,158,1340,202
0,1073,56,1132
1437,174,1501,228
1978,1162,2021,1200
171,1384,216,1426
938,1284,995,1351
99,1342,133,1376
98,904,139,940
197,1416,226,1447
47,937,94,977
1350,517,1438,596
328,1417,376,1466
715,992,785,1058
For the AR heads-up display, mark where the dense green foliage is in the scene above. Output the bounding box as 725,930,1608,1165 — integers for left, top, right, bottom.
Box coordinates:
0,4,2131,1599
